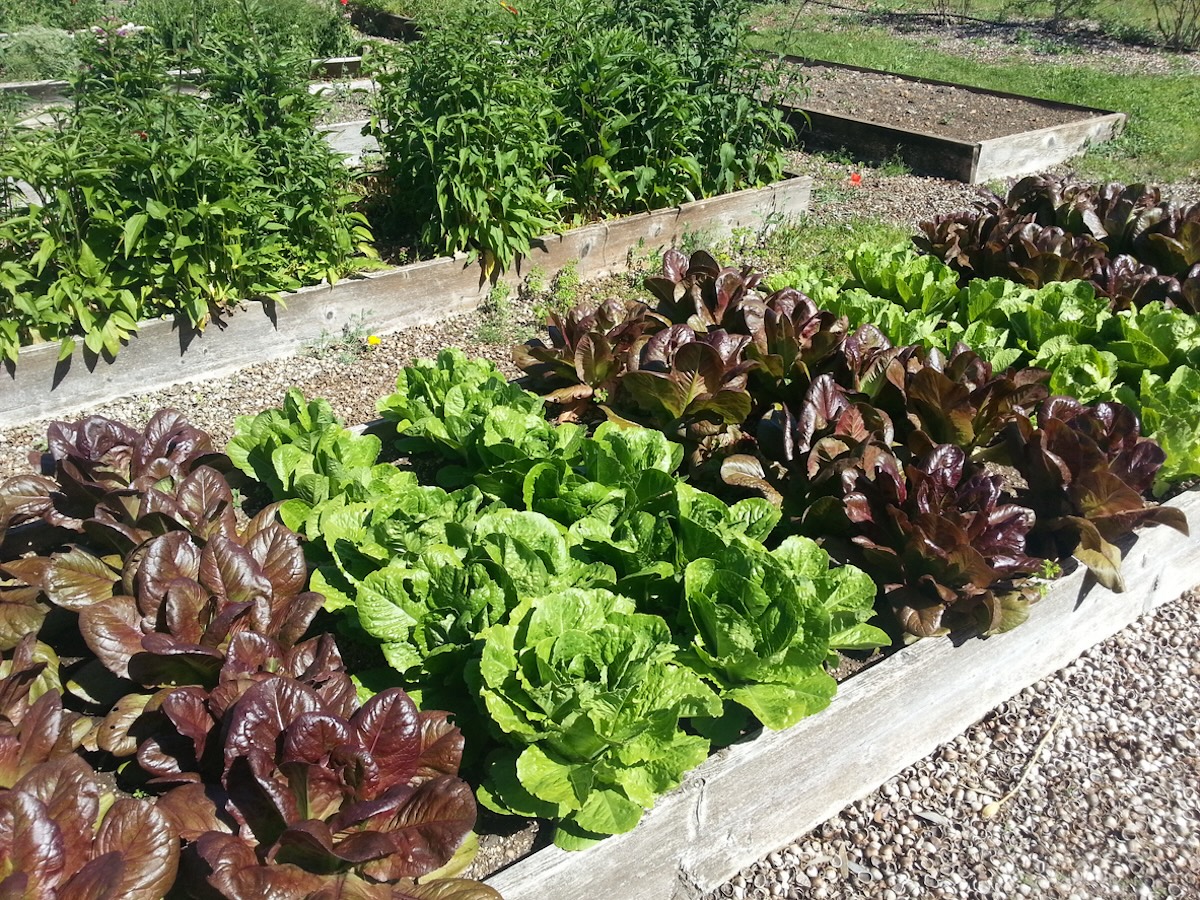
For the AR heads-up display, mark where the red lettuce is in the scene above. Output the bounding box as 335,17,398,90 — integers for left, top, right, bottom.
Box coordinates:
1,756,180,900
159,678,496,900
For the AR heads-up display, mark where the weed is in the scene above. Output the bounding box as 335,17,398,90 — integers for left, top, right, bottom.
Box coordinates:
721,224,760,261
529,260,587,324
475,282,516,344
877,150,912,177
0,27,79,81
812,182,860,206
522,264,548,298
625,237,665,273
750,218,911,282
679,226,717,257
304,310,376,364
550,260,582,309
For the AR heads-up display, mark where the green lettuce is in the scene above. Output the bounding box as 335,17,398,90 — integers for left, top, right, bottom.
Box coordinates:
1137,366,1200,493
472,589,720,850
677,535,877,732
845,243,961,316
378,348,546,466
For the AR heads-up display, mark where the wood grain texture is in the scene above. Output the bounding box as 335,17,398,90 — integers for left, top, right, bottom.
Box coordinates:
0,177,810,429
973,113,1127,184
485,489,1200,900
317,118,378,166
782,106,978,182
0,79,68,98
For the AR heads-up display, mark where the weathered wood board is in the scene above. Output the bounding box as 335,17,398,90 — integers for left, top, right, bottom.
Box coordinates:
0,78,67,99
0,177,810,429
973,114,1126,184
313,56,363,78
778,57,1125,184
317,118,377,166
348,7,420,41
484,489,1200,900
782,107,980,182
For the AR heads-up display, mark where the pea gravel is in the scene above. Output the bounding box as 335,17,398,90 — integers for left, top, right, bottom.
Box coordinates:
2,152,1199,896
705,589,1200,900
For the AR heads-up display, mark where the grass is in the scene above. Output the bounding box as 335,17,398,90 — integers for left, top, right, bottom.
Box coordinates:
752,11,1200,183
743,217,913,284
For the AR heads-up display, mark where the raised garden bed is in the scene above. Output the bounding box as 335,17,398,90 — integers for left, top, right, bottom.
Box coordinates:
482,488,1200,899
778,56,1126,183
0,55,365,98
348,6,420,41
0,175,811,429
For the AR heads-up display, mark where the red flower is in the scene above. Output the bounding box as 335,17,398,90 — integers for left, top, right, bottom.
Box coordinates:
134,131,148,140
849,172,862,187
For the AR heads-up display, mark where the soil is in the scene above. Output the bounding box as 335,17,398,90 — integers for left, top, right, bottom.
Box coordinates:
312,78,375,127
790,60,1106,141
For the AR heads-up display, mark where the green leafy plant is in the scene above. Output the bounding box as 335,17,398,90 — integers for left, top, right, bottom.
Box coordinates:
518,247,1189,638
367,0,788,274
474,589,719,850
915,175,1200,312
132,0,359,58
0,26,79,80
230,365,886,847
0,408,501,899
0,24,372,364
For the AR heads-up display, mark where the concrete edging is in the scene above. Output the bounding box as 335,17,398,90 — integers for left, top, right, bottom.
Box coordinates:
483,489,1200,899
0,176,812,429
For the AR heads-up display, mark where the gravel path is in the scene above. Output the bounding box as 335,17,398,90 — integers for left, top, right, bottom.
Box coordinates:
705,588,1200,900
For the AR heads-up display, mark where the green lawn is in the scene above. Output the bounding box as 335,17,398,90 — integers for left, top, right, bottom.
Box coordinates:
752,16,1200,183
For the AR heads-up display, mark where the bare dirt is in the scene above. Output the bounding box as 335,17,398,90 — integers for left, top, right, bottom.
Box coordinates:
793,60,1107,141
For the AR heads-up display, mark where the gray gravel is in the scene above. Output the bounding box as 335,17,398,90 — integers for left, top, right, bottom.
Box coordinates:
705,588,1200,900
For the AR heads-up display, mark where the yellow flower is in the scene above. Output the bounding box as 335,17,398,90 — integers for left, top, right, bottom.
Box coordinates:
367,334,381,346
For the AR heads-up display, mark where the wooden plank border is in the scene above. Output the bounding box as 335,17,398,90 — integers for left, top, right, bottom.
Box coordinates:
0,56,365,99
777,56,1126,184
0,176,811,429
484,490,1200,900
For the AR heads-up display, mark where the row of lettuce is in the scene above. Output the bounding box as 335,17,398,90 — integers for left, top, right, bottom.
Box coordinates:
2,187,1197,888
0,370,884,894
0,0,788,364
0,413,502,899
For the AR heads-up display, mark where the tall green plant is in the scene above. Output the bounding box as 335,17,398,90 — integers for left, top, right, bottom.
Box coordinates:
0,25,371,364
368,0,789,274
130,0,358,58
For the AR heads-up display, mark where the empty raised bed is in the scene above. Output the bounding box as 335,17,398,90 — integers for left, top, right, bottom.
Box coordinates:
778,57,1126,183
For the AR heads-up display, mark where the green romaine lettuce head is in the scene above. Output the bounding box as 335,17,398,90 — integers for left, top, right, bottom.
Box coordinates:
1116,302,1200,374
677,536,877,731
378,348,545,463
352,508,614,675
845,243,961,316
472,589,719,850
227,389,344,495
966,279,1114,355
1137,366,1200,493
1032,336,1120,405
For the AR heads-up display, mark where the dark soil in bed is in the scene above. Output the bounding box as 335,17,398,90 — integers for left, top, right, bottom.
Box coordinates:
790,60,1107,141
